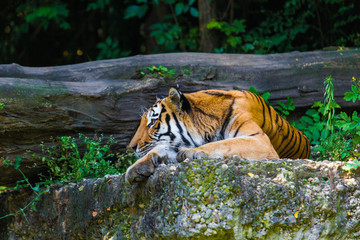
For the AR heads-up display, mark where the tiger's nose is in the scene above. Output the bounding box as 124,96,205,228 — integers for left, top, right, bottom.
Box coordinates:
129,144,138,152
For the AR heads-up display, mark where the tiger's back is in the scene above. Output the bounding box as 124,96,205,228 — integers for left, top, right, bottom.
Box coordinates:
214,89,310,159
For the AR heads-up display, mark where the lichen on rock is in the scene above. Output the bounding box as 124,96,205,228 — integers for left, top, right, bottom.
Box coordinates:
1,158,360,239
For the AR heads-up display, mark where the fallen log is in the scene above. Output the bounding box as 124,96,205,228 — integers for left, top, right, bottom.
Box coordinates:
1,158,359,239
0,50,359,186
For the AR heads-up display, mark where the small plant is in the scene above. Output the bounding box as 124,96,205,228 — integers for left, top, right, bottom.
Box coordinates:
312,134,352,161
342,156,360,171
344,77,360,102
1,157,47,221
0,103,4,109
293,108,324,145
322,76,339,135
115,150,137,174
40,134,120,182
275,97,295,119
141,65,177,79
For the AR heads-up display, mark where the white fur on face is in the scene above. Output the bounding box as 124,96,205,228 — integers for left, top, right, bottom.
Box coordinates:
146,103,161,128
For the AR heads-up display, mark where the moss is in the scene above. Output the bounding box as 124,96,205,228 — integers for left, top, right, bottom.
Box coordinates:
2,158,360,239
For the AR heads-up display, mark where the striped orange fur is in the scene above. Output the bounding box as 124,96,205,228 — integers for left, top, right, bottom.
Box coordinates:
125,88,310,184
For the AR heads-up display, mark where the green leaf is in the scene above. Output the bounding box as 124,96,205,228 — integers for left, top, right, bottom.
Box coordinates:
227,36,242,47
248,86,259,95
312,101,323,108
351,84,358,93
14,157,22,170
31,184,40,192
261,92,271,102
175,2,184,15
340,111,351,121
124,5,148,19
301,115,314,125
190,7,199,18
232,19,246,34
206,19,223,29
30,203,37,212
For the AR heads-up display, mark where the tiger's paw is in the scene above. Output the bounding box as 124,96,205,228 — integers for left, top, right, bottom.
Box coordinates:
176,148,208,162
125,152,159,184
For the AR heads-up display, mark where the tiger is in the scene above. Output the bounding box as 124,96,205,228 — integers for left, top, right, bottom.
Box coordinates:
125,88,310,184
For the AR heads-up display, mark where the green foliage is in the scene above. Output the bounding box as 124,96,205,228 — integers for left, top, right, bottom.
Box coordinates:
40,134,123,182
96,37,131,60
0,103,4,109
313,133,352,161
248,86,270,103
323,76,340,134
2,1,360,65
342,158,360,171
124,0,200,52
207,19,246,53
1,157,47,221
294,76,340,145
344,77,360,102
275,97,295,119
115,151,138,174
139,65,192,80
294,75,360,164
0,133,137,219
337,111,360,143
149,23,182,51
17,1,70,30
293,108,325,145
248,86,295,119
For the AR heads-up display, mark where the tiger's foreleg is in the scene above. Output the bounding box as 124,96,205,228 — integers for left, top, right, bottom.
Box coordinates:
177,135,279,161
125,145,177,184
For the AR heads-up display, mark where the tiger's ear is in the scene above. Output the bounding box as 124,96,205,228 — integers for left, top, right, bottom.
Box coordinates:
156,94,164,101
169,88,181,105
169,88,191,112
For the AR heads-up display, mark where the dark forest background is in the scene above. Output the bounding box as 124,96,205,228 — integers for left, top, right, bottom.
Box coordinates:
1,0,359,66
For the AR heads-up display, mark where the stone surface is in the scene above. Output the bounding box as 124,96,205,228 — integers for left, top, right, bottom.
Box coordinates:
1,158,360,239
1,50,360,186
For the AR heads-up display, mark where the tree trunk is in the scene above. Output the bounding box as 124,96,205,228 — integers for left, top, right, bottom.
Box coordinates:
0,50,359,186
1,158,359,239
198,0,218,52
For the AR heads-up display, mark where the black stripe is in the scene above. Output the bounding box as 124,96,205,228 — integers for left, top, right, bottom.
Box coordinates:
203,91,233,98
249,132,260,136
276,118,290,153
185,129,199,147
268,111,281,140
258,97,267,129
193,106,219,120
250,92,262,105
265,103,273,135
158,114,175,140
279,127,295,157
298,137,307,159
220,99,235,138
233,120,249,137
303,136,310,158
288,131,302,159
281,130,299,158
172,112,191,146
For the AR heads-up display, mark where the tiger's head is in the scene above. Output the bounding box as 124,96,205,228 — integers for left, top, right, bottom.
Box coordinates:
128,88,200,162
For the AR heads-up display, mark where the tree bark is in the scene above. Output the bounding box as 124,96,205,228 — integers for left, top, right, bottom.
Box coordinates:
198,0,218,52
1,158,359,239
0,50,359,186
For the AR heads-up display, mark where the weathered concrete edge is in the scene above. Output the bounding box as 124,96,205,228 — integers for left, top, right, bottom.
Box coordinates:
1,158,360,240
